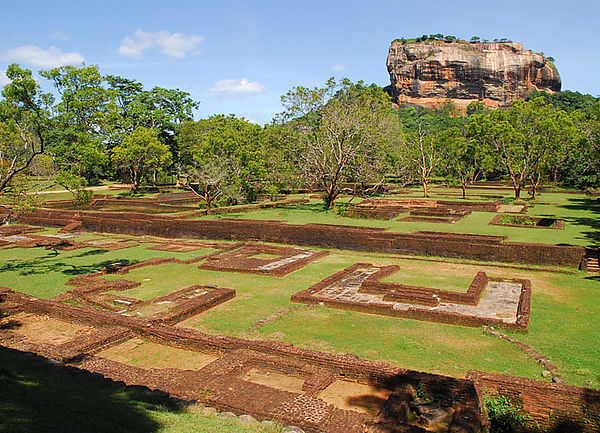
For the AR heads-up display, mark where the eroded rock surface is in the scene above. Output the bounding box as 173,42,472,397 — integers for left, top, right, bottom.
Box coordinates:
385,40,561,110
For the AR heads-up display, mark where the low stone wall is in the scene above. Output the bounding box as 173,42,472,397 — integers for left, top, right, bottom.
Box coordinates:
467,370,600,432
2,208,586,269
361,267,488,306
43,197,310,216
291,264,530,331
199,244,329,276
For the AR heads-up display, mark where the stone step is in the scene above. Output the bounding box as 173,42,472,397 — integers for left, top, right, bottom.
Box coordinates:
585,250,599,273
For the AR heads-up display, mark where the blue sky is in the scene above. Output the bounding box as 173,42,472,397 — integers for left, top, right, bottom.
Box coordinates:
1,0,598,124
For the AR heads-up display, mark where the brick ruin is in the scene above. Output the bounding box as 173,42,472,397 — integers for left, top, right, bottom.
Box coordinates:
1,271,597,432
1,207,586,268
291,264,530,331
44,192,309,217
489,214,566,230
0,223,138,251
467,371,600,431
199,244,329,276
0,218,598,431
0,283,487,433
340,198,520,223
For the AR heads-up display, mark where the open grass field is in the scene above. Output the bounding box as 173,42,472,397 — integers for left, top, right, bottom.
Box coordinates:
1,186,598,432
1,227,598,389
193,188,600,247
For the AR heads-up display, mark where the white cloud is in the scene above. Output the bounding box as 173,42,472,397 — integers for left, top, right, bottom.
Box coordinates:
2,45,85,68
51,31,69,41
0,71,10,87
331,63,347,72
208,78,267,98
118,30,204,59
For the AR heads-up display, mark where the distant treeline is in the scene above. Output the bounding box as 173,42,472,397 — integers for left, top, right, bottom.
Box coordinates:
1,64,598,209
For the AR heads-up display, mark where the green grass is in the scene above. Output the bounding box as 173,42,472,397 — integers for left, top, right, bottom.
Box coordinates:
379,267,475,292
0,243,214,299
194,189,600,247
0,347,282,433
1,237,598,388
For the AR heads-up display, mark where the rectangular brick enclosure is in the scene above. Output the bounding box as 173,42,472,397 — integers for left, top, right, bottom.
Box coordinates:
0,287,487,433
291,263,531,331
199,244,329,276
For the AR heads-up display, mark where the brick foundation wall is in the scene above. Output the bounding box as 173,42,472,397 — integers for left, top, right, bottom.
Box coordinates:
467,370,600,432
5,208,586,268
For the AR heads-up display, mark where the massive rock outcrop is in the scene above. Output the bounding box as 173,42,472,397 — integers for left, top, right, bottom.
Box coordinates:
385,40,561,110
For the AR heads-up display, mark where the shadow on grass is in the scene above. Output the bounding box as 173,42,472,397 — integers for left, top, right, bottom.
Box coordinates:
0,248,138,276
0,347,184,433
561,197,600,246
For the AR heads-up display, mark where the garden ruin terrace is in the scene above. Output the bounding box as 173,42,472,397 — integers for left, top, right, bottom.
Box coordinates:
0,185,598,433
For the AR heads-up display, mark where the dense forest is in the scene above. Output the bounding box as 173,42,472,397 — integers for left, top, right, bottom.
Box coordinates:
1,63,599,210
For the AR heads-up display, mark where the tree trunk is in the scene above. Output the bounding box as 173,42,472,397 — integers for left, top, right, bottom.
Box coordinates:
514,185,521,199
422,181,428,198
324,186,337,209
461,184,466,199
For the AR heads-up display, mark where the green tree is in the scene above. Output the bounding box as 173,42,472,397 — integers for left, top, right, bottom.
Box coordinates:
40,64,110,183
111,127,171,192
402,123,441,197
56,169,92,206
437,127,491,199
279,79,396,209
469,111,526,199
469,99,560,199
178,115,264,208
572,100,600,187
0,64,54,193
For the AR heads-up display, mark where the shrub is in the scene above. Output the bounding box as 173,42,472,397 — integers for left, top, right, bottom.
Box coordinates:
500,214,538,226
485,395,532,433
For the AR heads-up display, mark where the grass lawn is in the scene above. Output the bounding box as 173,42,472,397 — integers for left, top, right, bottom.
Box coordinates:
194,189,600,247
0,241,213,299
0,347,282,433
1,236,598,388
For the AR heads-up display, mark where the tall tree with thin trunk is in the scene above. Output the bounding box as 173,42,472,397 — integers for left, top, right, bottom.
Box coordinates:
0,64,53,193
403,123,440,198
279,79,395,209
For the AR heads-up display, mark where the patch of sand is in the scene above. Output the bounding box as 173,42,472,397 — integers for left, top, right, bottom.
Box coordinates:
319,380,392,415
97,338,219,370
4,313,90,345
243,368,305,393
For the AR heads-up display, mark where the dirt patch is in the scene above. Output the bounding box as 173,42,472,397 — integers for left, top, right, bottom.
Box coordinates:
127,301,174,318
319,380,392,415
497,204,527,213
97,338,220,370
2,313,92,345
243,368,306,393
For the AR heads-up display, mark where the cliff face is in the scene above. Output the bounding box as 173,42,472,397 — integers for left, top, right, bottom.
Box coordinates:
385,40,561,110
